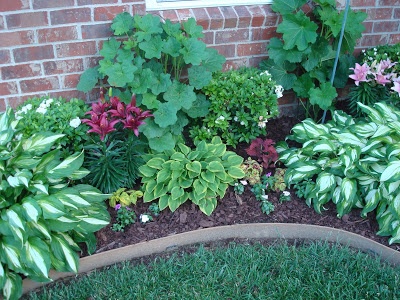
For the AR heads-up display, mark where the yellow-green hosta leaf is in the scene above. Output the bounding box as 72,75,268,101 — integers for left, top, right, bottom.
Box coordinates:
186,161,202,174
227,166,245,179
23,237,51,279
198,197,217,216
146,157,165,169
3,270,22,300
139,164,158,178
380,160,400,183
207,161,224,173
171,186,184,201
47,151,84,180
158,194,169,210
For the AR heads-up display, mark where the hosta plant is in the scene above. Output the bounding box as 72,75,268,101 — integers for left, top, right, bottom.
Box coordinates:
189,68,281,147
261,0,366,117
77,12,225,152
139,137,245,216
277,102,400,244
0,109,110,300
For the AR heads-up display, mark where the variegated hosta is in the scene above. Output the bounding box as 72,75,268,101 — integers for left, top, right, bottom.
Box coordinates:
277,102,400,245
139,136,245,216
0,109,110,300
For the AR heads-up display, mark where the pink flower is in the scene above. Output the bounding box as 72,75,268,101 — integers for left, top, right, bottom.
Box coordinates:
115,204,121,210
374,73,391,85
349,63,370,86
391,82,400,96
379,58,396,71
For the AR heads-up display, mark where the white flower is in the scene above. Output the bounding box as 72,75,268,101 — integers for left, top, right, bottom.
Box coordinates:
140,214,152,223
15,133,22,141
258,121,267,128
283,191,290,197
240,180,248,186
261,195,269,200
362,49,365,53
240,121,245,125
36,106,47,114
234,116,238,122
215,115,225,124
45,98,54,106
260,70,270,76
69,117,81,128
275,85,284,98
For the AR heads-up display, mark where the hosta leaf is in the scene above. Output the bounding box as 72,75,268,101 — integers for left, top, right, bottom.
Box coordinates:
147,157,165,169
207,161,225,173
3,271,22,300
380,160,400,183
193,179,207,195
23,237,51,279
73,184,110,203
332,132,366,148
1,237,23,271
50,233,79,273
277,12,318,51
357,102,385,124
168,196,181,212
76,215,110,233
227,166,245,179
338,178,357,217
312,140,336,153
171,186,184,200
22,197,41,222
37,195,65,219
47,151,84,180
374,102,399,121
47,215,79,232
315,172,335,195
198,198,217,216
139,164,158,178
361,189,381,217
23,133,65,156
2,206,24,231
158,194,169,210
186,161,202,174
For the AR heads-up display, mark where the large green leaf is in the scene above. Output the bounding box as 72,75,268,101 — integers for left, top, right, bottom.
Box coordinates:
148,133,176,152
139,35,163,59
111,12,134,35
183,93,210,118
260,59,297,90
277,12,318,51
50,233,79,273
201,48,226,72
271,0,307,14
23,237,51,280
309,82,337,110
267,37,303,64
183,18,204,38
153,103,178,128
163,80,196,110
180,38,206,65
23,133,64,156
133,13,163,42
47,151,84,180
188,66,212,90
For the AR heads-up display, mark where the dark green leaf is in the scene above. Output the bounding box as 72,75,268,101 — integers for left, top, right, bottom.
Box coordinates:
111,12,134,35
77,67,100,92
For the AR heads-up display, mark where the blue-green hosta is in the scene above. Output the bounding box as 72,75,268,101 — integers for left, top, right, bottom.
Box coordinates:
0,109,110,300
277,102,400,245
139,137,245,216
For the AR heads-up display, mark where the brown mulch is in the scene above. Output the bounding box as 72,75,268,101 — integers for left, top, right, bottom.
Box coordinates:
89,113,400,256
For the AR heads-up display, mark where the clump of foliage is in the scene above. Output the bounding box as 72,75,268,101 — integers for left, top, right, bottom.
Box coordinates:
261,0,367,117
0,109,110,300
112,205,136,232
77,12,225,152
246,138,279,168
190,68,281,147
15,96,89,157
82,95,152,193
277,102,400,244
139,137,245,215
240,158,263,185
348,43,400,116
264,168,287,192
250,181,275,215
108,188,143,208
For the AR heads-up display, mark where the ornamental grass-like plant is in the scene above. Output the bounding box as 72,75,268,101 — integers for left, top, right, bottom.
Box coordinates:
82,94,152,193
189,67,281,147
277,101,400,244
0,109,110,300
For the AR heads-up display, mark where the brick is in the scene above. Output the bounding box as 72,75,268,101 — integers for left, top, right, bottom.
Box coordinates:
38,26,78,43
248,5,265,27
51,8,91,25
0,99,6,111
7,12,49,29
220,6,237,29
201,31,214,45
395,8,400,19
210,44,235,58
378,0,400,5
215,29,249,44
0,16,4,30
0,50,11,64
251,27,279,41
82,23,112,39
55,41,97,58
0,0,29,12
160,10,179,23
389,33,400,44
78,0,118,4
0,82,18,96
14,45,54,63
50,90,87,101
2,63,42,80
33,0,74,9
86,56,102,68
234,6,251,28
260,5,279,27
366,8,393,20
20,76,60,93
223,58,248,71
191,8,210,30
132,4,146,15
360,34,389,47
237,42,268,56
351,0,375,6
373,21,399,32
176,9,192,22
248,55,268,67
362,21,373,33
94,6,129,21
62,74,81,89
206,7,223,30
44,59,84,75
0,30,34,47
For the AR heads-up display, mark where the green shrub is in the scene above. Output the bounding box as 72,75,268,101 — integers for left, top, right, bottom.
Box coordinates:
15,96,89,158
139,137,245,215
277,102,400,244
77,12,225,152
190,68,280,147
0,109,110,300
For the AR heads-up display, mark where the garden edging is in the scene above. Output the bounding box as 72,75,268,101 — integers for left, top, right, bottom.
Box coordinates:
22,223,400,295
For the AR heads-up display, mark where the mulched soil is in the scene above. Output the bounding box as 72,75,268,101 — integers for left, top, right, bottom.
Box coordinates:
90,112,400,256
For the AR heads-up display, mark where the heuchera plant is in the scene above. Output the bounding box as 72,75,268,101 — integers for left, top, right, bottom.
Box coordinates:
246,138,279,169
77,12,225,152
82,93,152,193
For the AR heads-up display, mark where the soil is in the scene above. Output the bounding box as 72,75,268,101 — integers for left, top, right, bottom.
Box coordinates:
90,112,400,256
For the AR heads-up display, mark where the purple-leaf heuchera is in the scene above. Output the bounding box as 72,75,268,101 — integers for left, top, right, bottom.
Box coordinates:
82,94,153,140
246,138,279,169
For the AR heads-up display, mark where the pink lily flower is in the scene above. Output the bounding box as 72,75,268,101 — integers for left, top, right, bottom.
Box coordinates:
349,63,370,86
391,82,400,96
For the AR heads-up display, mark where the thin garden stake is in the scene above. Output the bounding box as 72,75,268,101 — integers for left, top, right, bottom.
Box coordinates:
321,0,350,124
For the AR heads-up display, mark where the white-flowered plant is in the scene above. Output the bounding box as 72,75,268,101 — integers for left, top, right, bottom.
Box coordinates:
190,67,281,147
15,96,89,158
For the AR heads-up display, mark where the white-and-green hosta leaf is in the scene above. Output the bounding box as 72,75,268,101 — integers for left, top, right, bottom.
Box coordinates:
0,263,4,293
74,213,110,233
302,119,329,139
380,160,400,183
22,132,65,155
0,128,14,147
357,102,385,124
312,140,336,153
23,237,51,280
72,184,111,203
361,189,381,217
46,215,79,232
337,178,358,217
22,197,42,222
7,170,32,188
32,183,49,195
288,123,309,143
350,122,377,139
387,144,400,160
357,175,377,186
68,167,90,180
361,139,383,153
9,153,40,169
332,131,366,148
374,102,400,122
2,270,22,300
0,237,23,272
371,125,392,139
47,151,84,180
2,206,25,231
389,193,400,219
28,220,52,241
315,172,335,195
389,221,400,245
388,181,400,194
50,233,79,273
36,195,65,219
0,108,13,131
55,188,91,209
332,186,341,204
388,120,400,132
284,152,309,166
332,110,355,127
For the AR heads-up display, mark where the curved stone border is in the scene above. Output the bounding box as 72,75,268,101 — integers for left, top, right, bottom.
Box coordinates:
23,223,400,295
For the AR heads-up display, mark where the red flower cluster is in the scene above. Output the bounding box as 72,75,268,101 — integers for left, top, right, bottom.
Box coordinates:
82,94,153,140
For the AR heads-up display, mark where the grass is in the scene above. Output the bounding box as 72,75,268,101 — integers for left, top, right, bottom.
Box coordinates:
24,240,400,300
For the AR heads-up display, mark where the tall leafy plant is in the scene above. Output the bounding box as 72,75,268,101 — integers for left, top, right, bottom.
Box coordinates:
0,109,110,300
261,0,366,117
77,12,225,152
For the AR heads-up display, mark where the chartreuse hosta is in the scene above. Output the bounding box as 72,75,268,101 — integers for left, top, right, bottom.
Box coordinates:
277,102,400,244
0,109,110,300
139,137,245,216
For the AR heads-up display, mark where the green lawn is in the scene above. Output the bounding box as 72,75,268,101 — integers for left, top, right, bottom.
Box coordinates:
24,241,400,300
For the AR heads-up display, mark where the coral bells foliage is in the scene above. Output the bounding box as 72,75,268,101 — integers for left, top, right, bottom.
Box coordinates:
82,94,153,140
246,138,279,169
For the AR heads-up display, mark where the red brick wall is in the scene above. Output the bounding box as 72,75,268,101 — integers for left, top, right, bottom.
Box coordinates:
0,0,399,111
